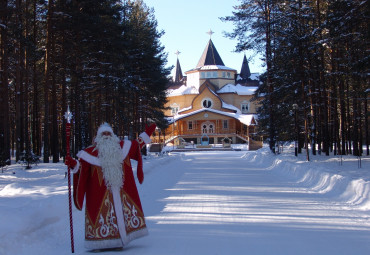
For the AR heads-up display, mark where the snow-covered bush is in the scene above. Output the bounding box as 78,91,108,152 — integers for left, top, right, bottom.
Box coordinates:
18,151,40,169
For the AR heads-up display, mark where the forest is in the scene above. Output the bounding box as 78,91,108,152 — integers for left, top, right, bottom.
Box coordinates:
0,0,171,164
224,0,369,159
0,0,369,166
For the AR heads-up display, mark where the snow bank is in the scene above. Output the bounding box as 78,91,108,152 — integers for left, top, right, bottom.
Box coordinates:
243,146,370,211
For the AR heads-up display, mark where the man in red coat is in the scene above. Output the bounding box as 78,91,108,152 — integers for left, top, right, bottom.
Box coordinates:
65,122,155,251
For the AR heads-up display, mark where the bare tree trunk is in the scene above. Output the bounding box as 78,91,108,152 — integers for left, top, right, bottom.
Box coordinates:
44,0,54,163
24,0,31,158
15,0,25,161
365,98,369,156
51,29,59,163
0,0,11,164
31,0,40,156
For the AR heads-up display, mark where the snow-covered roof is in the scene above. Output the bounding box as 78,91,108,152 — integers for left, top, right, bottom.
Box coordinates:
167,108,257,126
186,65,236,73
166,85,198,96
250,73,259,80
217,84,258,96
177,105,192,114
236,72,260,81
177,101,240,114
222,102,241,113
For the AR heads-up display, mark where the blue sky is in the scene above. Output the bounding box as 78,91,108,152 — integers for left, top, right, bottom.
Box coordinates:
143,0,265,78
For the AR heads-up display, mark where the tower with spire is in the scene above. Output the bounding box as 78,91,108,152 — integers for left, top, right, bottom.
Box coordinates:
174,50,184,83
162,30,262,150
237,54,260,86
185,30,237,90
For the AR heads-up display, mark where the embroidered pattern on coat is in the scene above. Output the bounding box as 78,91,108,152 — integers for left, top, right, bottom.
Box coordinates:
85,196,119,240
122,194,146,233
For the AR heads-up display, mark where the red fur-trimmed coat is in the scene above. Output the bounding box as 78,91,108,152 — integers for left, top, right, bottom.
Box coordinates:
72,135,150,250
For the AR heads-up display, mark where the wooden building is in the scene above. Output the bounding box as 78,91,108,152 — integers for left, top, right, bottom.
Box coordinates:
161,37,262,150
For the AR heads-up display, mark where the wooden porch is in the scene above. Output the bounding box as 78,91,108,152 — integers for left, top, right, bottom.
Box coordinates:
152,118,262,150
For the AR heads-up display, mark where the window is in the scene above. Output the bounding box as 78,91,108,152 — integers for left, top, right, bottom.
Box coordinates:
241,102,249,113
188,121,193,130
201,72,206,78
171,107,179,115
201,122,215,134
222,72,226,78
202,124,207,133
171,103,179,115
213,72,218,78
202,98,213,108
209,124,214,133
227,72,231,78
223,120,228,129
206,72,212,78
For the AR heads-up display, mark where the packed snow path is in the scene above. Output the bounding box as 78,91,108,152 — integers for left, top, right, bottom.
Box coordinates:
1,149,369,254
136,151,370,255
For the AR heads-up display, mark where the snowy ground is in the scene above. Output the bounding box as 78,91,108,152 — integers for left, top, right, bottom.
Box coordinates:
0,145,369,255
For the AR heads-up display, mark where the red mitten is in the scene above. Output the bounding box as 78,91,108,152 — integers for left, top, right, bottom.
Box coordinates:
65,156,77,169
145,123,156,137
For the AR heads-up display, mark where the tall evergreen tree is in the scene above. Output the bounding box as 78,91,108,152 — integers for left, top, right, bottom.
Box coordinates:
225,0,369,158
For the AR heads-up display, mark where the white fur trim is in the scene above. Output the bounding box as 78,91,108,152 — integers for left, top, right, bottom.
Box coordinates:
111,186,129,246
71,160,80,174
139,132,151,144
112,185,148,246
85,238,122,250
97,123,114,136
127,228,148,242
121,140,131,160
77,150,101,166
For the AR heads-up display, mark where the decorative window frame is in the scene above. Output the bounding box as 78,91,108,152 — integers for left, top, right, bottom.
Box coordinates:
201,121,215,134
201,98,213,109
241,100,250,114
171,103,180,115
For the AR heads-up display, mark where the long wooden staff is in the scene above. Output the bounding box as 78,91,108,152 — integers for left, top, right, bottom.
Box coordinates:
64,106,75,253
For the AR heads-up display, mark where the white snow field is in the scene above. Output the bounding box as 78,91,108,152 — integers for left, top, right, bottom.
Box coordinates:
0,145,369,255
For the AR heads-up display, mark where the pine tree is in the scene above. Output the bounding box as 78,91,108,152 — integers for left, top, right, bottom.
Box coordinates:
225,0,369,158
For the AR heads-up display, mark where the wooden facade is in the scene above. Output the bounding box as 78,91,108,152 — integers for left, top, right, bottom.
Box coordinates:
161,38,262,150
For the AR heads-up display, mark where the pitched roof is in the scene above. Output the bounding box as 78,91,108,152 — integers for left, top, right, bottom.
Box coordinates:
196,39,225,68
168,108,258,126
174,57,184,83
239,54,251,79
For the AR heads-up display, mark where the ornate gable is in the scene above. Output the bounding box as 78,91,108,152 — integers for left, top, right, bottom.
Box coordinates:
180,80,236,115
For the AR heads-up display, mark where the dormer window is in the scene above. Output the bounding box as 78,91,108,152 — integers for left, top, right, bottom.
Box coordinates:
241,101,250,113
171,103,179,115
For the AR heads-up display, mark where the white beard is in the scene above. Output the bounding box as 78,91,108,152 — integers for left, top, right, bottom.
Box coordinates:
95,134,124,189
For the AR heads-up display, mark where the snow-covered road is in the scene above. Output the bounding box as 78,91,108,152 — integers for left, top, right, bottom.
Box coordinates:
134,151,370,255
1,148,369,255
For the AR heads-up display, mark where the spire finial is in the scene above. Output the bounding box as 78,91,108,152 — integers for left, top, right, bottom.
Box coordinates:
64,105,73,123
175,50,181,58
206,29,214,38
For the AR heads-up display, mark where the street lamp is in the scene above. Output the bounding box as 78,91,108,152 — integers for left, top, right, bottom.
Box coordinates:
292,104,298,156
